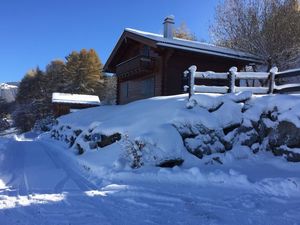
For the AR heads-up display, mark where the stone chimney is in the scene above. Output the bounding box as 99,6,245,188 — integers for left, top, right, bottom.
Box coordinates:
163,15,175,39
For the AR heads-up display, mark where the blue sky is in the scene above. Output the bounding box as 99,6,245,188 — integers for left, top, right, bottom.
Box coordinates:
0,0,219,82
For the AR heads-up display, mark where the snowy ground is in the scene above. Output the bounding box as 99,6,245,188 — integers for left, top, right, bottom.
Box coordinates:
1,94,300,225
0,133,300,225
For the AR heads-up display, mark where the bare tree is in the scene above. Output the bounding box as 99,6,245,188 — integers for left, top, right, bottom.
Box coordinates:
211,0,300,70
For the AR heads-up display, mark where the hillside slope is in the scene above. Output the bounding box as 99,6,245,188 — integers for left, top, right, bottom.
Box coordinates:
53,92,300,167
0,93,300,224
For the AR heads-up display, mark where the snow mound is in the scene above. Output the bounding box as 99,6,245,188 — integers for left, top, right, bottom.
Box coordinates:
51,93,300,169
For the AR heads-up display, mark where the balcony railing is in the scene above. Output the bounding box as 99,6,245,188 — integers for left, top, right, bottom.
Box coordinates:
116,55,155,77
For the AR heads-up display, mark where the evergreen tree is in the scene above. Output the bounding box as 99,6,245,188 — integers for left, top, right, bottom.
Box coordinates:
0,97,8,118
13,48,106,132
64,51,81,93
14,67,51,132
45,59,66,93
16,69,38,103
85,49,104,94
64,49,104,95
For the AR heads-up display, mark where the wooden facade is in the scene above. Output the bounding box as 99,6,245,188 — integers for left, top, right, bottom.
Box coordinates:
52,103,99,117
104,28,263,104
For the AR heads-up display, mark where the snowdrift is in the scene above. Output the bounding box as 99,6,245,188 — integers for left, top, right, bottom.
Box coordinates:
51,92,300,169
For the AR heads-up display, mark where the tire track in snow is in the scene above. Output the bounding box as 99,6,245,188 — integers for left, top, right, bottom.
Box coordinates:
3,138,111,225
40,141,98,192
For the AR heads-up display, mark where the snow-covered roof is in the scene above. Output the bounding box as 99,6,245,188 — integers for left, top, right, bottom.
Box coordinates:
0,83,18,103
124,28,263,63
52,93,101,105
0,83,18,90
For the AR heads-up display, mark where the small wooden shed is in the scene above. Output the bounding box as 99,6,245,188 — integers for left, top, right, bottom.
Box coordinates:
52,92,101,117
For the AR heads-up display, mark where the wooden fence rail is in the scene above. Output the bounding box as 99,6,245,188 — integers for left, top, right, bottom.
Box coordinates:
183,65,300,98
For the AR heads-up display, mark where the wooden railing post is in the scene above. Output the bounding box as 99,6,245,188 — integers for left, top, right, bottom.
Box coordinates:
268,67,278,94
229,67,237,93
188,65,197,98
183,70,189,93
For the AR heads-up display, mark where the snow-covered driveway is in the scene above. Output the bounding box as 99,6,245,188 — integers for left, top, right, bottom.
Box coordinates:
0,135,300,225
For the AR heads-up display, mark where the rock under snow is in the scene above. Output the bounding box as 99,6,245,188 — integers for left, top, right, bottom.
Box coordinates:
51,93,300,165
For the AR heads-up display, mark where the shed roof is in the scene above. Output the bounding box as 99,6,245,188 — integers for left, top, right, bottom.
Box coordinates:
52,93,101,105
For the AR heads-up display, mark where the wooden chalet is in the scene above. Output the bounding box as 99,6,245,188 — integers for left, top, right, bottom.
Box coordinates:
104,16,264,104
52,93,101,117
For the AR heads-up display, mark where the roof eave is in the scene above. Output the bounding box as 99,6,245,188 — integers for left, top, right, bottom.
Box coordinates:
156,42,264,64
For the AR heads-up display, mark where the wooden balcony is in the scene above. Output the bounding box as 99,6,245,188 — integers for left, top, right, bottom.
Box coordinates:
116,55,155,78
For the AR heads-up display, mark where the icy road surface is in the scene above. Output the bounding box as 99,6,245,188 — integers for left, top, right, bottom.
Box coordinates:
0,135,300,225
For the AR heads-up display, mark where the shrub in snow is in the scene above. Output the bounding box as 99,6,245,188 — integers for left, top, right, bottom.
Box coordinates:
51,125,82,148
0,118,10,132
76,143,84,155
121,135,184,168
122,135,144,168
33,116,57,132
13,104,36,132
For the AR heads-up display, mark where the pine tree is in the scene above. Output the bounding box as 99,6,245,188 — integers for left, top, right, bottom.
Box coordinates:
14,67,51,132
85,49,104,94
64,49,104,95
16,69,38,103
64,51,81,93
45,59,66,93
0,97,8,118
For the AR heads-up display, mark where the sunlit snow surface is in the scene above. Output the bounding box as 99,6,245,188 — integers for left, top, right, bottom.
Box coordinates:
1,94,300,225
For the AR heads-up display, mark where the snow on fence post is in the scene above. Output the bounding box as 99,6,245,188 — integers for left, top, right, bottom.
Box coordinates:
183,70,189,93
229,67,237,93
268,67,278,94
188,65,197,98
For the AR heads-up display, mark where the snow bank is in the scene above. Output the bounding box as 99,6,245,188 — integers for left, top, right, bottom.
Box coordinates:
51,93,300,169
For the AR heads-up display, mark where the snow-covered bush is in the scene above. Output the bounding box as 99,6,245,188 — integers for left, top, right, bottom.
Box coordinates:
121,135,144,168
33,116,57,132
0,118,10,132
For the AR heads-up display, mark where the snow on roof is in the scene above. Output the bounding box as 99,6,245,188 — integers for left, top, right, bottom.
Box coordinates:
0,83,18,90
124,28,263,63
52,93,101,105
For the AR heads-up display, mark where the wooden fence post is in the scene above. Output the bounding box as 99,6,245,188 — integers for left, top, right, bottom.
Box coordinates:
188,65,197,98
229,67,237,93
183,70,189,93
268,67,278,94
